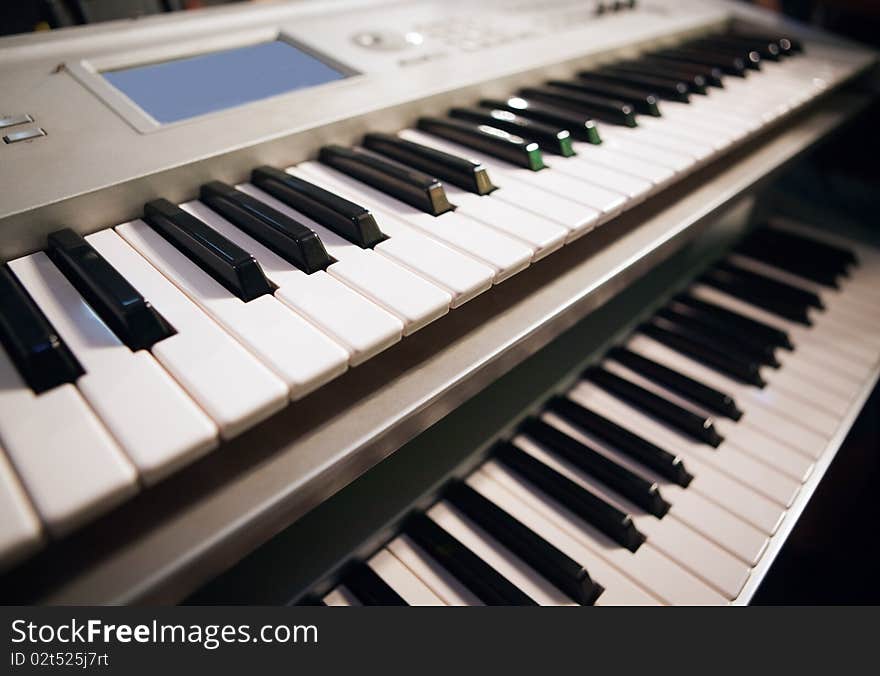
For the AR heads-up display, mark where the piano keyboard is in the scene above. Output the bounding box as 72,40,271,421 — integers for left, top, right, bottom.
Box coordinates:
0,22,875,580
313,221,880,606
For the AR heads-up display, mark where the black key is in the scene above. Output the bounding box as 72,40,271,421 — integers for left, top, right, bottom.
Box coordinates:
641,320,766,387
666,294,789,359
521,417,671,517
699,267,815,325
444,481,603,604
144,198,274,302
653,48,748,76
0,265,83,393
604,62,708,94
251,166,388,248
637,56,726,87
687,39,762,69
481,97,602,144
417,116,545,170
735,239,841,288
731,32,802,55
742,226,856,276
47,228,175,351
584,365,724,447
449,107,576,157
673,293,793,351
608,347,742,421
552,77,661,116
362,132,497,196
711,34,781,61
494,442,645,552
342,562,407,606
295,596,327,606
404,512,537,605
319,144,454,217
519,86,637,127
199,181,333,274
716,260,824,309
656,306,780,368
546,396,694,487
588,69,691,102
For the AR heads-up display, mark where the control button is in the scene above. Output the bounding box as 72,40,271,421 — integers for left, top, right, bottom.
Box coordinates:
0,114,34,129
351,30,423,51
3,128,46,144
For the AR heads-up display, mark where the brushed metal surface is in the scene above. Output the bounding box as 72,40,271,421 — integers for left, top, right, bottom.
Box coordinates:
0,91,867,605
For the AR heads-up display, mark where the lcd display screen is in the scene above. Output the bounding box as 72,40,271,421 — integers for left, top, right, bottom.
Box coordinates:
102,40,348,124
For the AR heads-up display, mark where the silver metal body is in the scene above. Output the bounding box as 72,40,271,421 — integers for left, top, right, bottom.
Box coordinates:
0,0,876,604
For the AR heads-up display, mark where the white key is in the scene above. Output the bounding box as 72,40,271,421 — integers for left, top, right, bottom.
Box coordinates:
444,186,567,260
87,229,289,438
180,202,403,365
283,166,494,307
0,445,43,569
323,585,361,606
597,123,713,164
237,183,451,334
480,460,727,605
0,349,137,535
294,161,532,282
466,470,661,605
397,130,601,237
569,380,800,507
513,433,750,600
591,126,697,173
541,410,768,566
387,535,484,606
548,155,655,202
9,253,217,485
571,141,677,186
427,501,575,606
398,129,628,218
115,220,351,388
367,549,446,605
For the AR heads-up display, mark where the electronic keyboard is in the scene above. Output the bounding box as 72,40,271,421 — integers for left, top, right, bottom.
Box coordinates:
0,0,877,604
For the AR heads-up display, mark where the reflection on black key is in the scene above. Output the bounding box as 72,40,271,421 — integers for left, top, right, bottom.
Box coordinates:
718,261,823,309
711,35,780,61
640,320,766,387
656,306,780,368
417,116,545,170
144,198,274,301
522,418,671,517
342,562,407,606
673,294,793,350
0,265,83,393
608,347,743,421
494,442,645,552
552,77,661,116
47,228,175,351
584,366,723,447
449,107,575,156
608,62,708,94
547,396,694,487
319,145,453,217
653,48,748,76
589,69,691,102
519,86,637,127
637,56,726,87
404,512,537,605
362,132,496,196
700,266,814,325
688,39,762,69
251,166,388,248
481,97,602,144
445,481,603,604
200,181,333,274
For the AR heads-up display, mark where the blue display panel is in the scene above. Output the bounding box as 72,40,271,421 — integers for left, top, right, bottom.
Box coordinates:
103,40,348,124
